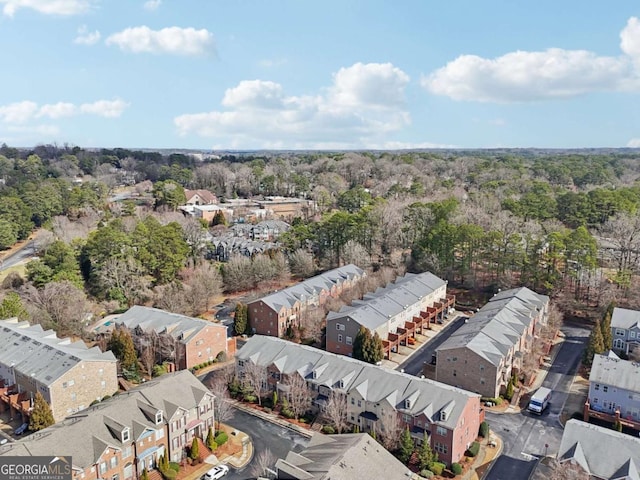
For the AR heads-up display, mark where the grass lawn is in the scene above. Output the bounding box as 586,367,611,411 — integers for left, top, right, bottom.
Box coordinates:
0,263,27,283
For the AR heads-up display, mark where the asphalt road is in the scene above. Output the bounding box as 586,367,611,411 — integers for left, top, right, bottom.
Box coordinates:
484,324,589,480
395,315,468,376
224,408,310,480
0,241,36,271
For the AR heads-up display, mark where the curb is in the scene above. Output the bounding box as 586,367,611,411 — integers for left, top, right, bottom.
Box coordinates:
479,433,504,480
231,402,314,439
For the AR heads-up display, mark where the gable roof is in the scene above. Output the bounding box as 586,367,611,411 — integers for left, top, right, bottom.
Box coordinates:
611,307,640,330
326,271,446,331
590,353,640,393
558,420,640,479
249,264,365,313
0,371,212,470
0,319,116,386
113,306,225,344
184,189,217,204
275,433,412,480
436,287,549,366
237,335,480,429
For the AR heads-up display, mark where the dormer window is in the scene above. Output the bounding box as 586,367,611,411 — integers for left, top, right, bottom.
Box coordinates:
440,411,447,421
338,380,344,389
121,428,130,443
405,399,412,409
155,411,163,424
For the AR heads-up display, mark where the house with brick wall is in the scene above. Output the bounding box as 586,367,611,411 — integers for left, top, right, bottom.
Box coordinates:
434,287,549,398
184,189,217,206
0,371,215,479
236,336,483,465
112,306,231,370
248,264,365,337
0,318,118,423
326,271,454,359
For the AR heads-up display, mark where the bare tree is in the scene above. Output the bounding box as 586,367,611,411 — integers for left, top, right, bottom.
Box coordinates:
342,240,371,269
598,212,640,274
209,378,234,430
271,251,291,284
288,249,316,278
299,306,325,345
548,458,590,480
223,255,254,292
242,361,268,406
98,256,151,306
179,216,208,260
181,261,223,315
23,281,89,337
140,343,155,377
153,282,189,315
324,391,349,433
250,448,276,479
376,411,403,452
252,254,277,286
283,374,313,420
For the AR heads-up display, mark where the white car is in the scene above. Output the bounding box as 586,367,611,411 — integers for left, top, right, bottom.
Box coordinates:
201,465,229,480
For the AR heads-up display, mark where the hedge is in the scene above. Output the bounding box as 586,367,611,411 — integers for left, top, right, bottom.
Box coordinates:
466,441,480,457
322,425,335,434
420,470,434,479
168,462,180,473
430,462,445,476
215,432,228,446
451,463,463,475
479,421,489,438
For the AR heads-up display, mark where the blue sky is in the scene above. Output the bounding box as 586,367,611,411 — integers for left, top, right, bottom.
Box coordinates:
0,0,639,150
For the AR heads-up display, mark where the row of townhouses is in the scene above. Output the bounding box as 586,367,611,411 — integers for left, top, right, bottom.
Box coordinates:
0,371,215,480
248,264,366,337
326,271,455,359
236,335,484,465
0,319,118,423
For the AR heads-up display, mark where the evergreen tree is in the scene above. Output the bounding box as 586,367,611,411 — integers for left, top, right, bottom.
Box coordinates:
189,437,200,460
352,327,373,363
108,328,138,371
398,427,415,463
370,332,385,364
163,452,169,470
601,302,615,350
417,439,437,470
141,468,149,480
0,292,28,320
206,427,216,450
29,391,55,431
583,319,605,367
234,303,247,335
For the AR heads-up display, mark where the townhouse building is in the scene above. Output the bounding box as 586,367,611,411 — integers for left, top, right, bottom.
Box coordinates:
326,272,454,359
0,318,117,423
434,287,549,398
0,371,215,479
248,264,365,337
236,336,483,465
584,352,640,430
556,420,640,479
610,307,640,356
184,189,217,206
113,306,231,371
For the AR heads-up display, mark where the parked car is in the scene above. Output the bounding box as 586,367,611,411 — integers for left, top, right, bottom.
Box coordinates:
14,423,28,435
201,465,229,480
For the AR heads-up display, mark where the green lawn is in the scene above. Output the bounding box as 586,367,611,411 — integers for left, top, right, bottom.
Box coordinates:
0,263,27,283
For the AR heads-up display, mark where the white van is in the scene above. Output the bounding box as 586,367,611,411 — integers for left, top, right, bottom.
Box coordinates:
528,387,552,414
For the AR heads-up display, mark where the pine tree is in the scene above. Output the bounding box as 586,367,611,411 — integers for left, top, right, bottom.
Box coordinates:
601,302,614,350
0,292,29,320
189,437,200,460
417,438,437,470
108,328,138,371
29,391,55,431
141,468,149,480
353,327,373,363
398,427,415,463
234,303,247,335
163,452,169,470
370,332,384,364
584,319,605,367
206,427,216,450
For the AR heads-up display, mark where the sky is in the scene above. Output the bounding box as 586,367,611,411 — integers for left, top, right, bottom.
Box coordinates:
0,0,639,150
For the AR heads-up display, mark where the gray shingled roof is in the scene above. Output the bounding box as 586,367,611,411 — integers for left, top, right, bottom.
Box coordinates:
590,353,640,392
436,287,549,366
0,319,116,386
611,307,640,330
249,264,365,314
0,371,213,470
237,335,479,429
326,272,446,331
113,306,224,343
275,433,411,480
558,419,640,479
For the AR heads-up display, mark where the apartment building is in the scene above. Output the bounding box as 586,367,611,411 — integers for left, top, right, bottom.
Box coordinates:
435,287,549,398
113,306,231,370
236,336,483,464
0,371,216,479
610,307,640,356
326,272,454,358
0,318,117,423
248,264,365,337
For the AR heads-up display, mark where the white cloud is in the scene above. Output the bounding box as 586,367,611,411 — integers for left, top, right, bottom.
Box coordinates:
105,26,215,56
628,138,640,148
80,99,129,117
143,0,161,11
423,16,640,102
174,62,414,149
0,99,128,124
74,25,101,45
1,0,92,17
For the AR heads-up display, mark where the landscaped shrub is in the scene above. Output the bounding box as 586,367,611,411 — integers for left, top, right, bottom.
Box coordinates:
479,421,490,438
244,394,257,403
153,364,167,377
159,467,177,480
281,408,295,419
101,395,111,401
216,351,227,362
430,462,445,476
168,462,180,473
451,462,463,475
322,425,335,434
420,469,434,479
466,441,480,457
215,432,228,446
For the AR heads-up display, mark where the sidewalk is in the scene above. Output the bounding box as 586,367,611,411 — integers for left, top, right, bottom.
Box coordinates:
464,433,504,480
230,400,314,439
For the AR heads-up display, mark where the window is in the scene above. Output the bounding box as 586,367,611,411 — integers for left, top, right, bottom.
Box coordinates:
110,457,117,469
595,384,600,391
71,393,77,401
616,328,626,336
434,442,448,454
351,397,355,405
480,365,484,371
67,379,75,387
403,414,411,423
437,426,447,436
453,370,457,377
480,378,485,385
603,386,608,393
357,400,362,407
593,398,598,404
101,380,106,389
336,324,342,330
631,331,636,339
122,446,132,458
99,462,107,475
155,428,164,440
196,339,204,346
346,336,352,346
122,429,130,443
98,368,103,376
338,334,343,343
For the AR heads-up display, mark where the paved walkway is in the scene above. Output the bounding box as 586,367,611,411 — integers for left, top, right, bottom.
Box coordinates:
230,400,314,439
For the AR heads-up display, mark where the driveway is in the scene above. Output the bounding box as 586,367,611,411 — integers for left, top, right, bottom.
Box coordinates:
224,407,309,479
484,324,589,480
